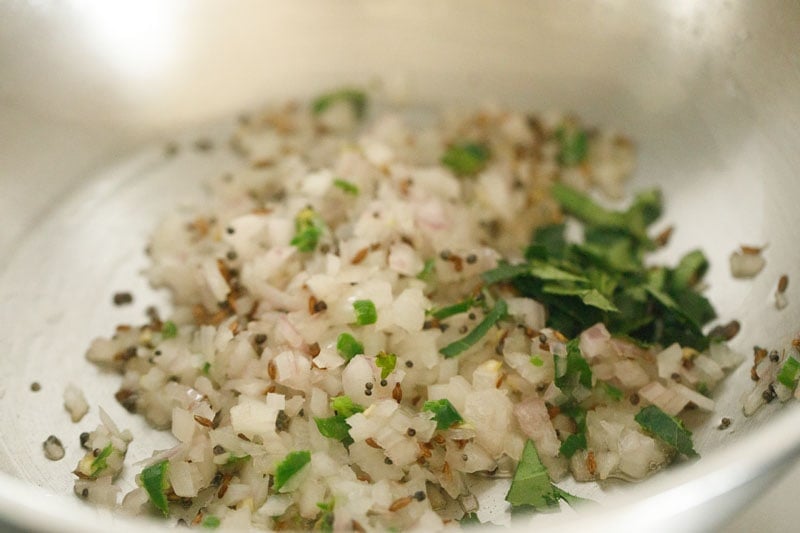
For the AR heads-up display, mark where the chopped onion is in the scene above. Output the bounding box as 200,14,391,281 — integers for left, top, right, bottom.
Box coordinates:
656,343,682,380
579,323,611,360
669,382,714,411
729,250,766,278
638,381,688,416
63,383,89,423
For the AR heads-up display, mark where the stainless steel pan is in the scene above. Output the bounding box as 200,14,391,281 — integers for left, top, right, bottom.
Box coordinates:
1,1,799,531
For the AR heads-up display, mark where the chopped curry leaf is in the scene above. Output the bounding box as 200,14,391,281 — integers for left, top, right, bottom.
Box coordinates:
532,223,567,259
352,299,377,325
778,357,800,388
601,381,624,401
439,299,507,358
634,405,698,457
481,262,533,285
315,501,335,532
486,185,715,350
290,207,325,252
555,338,593,391
330,395,364,418
429,297,474,320
555,125,589,167
332,178,359,195
423,399,464,430
336,333,364,361
90,443,114,477
558,433,587,458
141,460,170,517
506,440,584,509
223,454,251,469
441,143,490,176
202,516,221,529
317,396,364,445
375,351,397,380
417,258,436,281
551,182,627,230
311,88,367,119
315,416,353,446
671,250,709,290
161,321,178,339
274,450,311,491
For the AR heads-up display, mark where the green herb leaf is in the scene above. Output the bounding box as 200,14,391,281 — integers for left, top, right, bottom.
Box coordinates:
635,405,698,458
332,178,359,195
439,299,507,358
417,258,436,281
559,433,587,458
528,262,588,284
315,415,353,446
671,250,709,290
223,454,251,469
531,223,567,259
530,355,544,367
555,338,593,390
552,182,627,231
542,284,619,312
312,88,367,119
352,299,377,326
778,357,800,388
336,333,364,361
429,297,474,320
481,262,533,285
202,516,221,529
201,362,211,375
506,440,583,509
161,321,178,339
459,513,480,526
141,460,170,517
330,396,365,417
375,351,397,380
601,381,623,401
274,450,311,491
441,142,490,176
90,443,114,477
290,207,325,252
551,183,661,244
560,402,587,433
316,501,335,532
555,125,589,166
423,399,464,430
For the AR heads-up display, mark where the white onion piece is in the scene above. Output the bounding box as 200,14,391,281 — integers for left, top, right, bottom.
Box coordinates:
743,354,782,416
513,397,560,457
613,360,650,389
579,323,611,360
709,342,744,370
638,381,688,416
388,242,423,277
692,355,725,386
506,297,547,331
169,461,198,497
202,257,231,303
656,343,683,380
63,384,89,423
171,407,195,443
669,382,714,411
729,251,766,278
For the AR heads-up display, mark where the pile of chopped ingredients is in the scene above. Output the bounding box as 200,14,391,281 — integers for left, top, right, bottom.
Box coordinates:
74,89,790,530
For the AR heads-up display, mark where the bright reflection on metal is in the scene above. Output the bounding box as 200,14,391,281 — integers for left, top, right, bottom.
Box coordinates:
70,1,181,80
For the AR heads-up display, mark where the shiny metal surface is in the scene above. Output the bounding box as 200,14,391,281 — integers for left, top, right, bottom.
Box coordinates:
1,1,799,531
